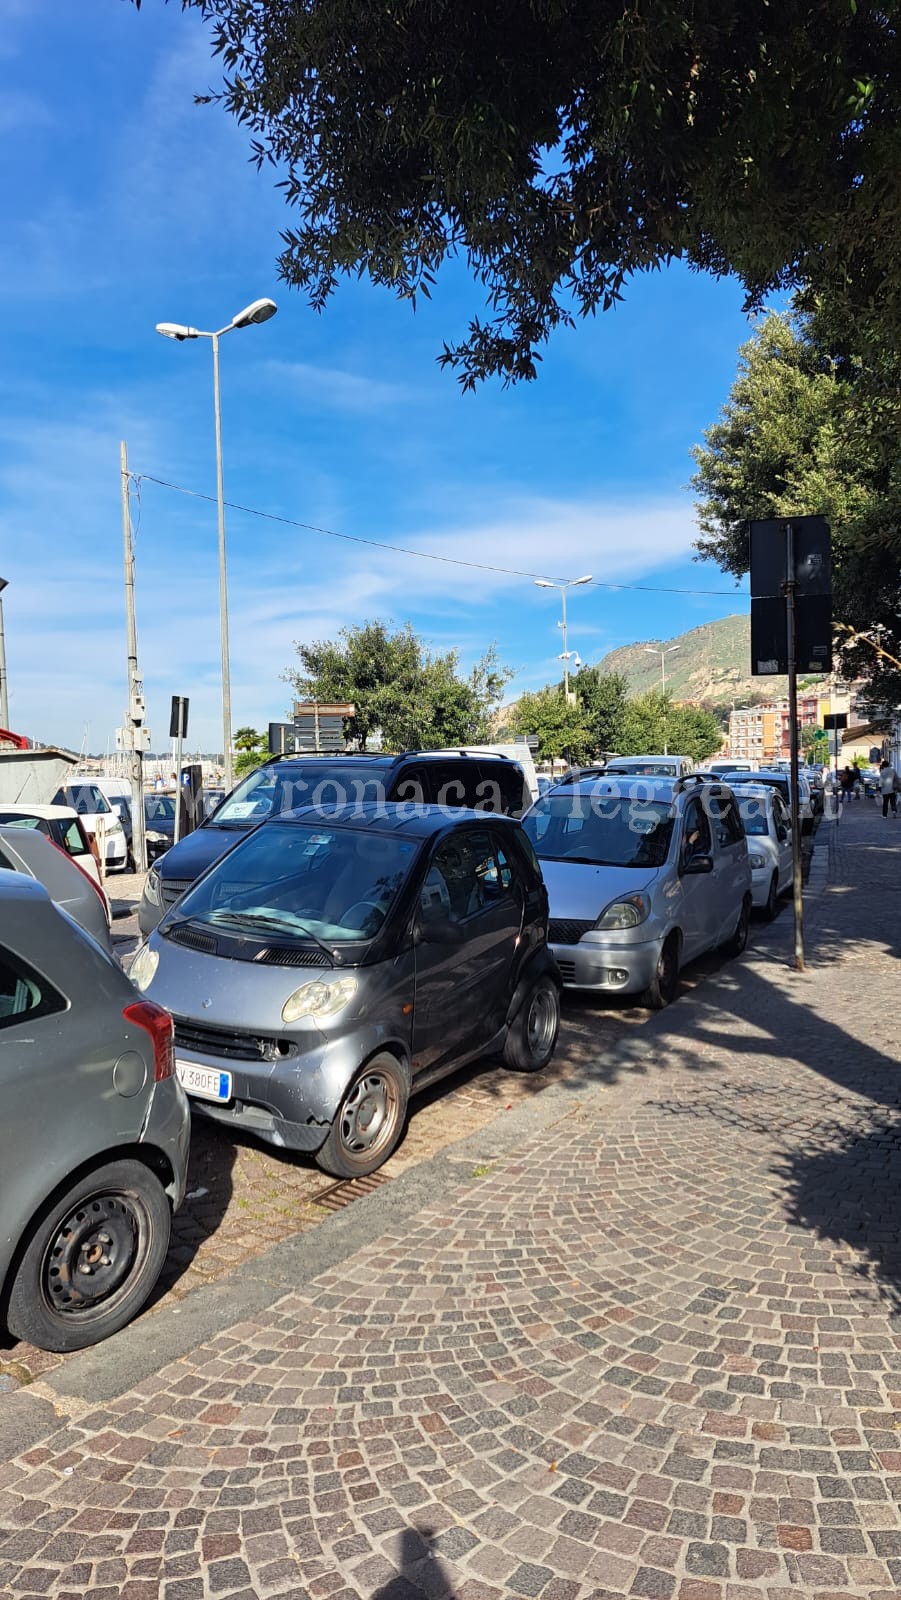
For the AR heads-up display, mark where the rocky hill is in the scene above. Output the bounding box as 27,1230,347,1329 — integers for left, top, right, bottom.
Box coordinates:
595,614,790,709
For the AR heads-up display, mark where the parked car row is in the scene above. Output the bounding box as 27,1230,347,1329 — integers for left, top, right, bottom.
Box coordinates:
1,749,801,1356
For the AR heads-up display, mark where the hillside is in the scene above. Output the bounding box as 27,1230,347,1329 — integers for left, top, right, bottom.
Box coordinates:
595,614,788,709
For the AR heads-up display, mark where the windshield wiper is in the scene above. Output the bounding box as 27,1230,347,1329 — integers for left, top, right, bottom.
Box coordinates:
205,909,339,962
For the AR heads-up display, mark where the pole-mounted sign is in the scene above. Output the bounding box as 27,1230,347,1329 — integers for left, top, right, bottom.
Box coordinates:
749,515,832,972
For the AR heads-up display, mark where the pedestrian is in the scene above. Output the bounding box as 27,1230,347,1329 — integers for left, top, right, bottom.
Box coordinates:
841,765,856,803
879,758,899,818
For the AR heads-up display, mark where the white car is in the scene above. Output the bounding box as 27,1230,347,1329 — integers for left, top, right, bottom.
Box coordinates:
56,781,128,872
0,801,105,888
734,783,794,919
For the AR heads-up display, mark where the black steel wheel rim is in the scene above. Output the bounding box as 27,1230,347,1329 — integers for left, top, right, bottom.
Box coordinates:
42,1194,142,1317
526,987,557,1055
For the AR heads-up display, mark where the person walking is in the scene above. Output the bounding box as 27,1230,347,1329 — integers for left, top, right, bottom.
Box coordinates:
841,765,857,803
879,758,898,817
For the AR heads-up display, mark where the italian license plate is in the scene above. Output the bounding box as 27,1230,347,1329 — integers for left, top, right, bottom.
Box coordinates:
176,1061,233,1103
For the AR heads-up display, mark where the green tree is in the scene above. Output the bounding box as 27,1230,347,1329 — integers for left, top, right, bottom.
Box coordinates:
614,691,721,762
509,688,591,764
233,725,269,777
692,308,901,712
801,725,830,761
153,1,900,386
572,668,629,755
287,621,512,750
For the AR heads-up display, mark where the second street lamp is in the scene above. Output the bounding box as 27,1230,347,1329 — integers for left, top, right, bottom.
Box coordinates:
156,297,277,791
535,576,592,701
644,644,681,755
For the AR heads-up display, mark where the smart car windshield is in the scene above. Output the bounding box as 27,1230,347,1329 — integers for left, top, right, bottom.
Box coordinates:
169,821,417,943
211,762,394,828
523,795,675,867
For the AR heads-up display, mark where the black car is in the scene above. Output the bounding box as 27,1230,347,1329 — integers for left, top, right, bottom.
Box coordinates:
144,794,177,861
138,750,532,935
134,804,560,1177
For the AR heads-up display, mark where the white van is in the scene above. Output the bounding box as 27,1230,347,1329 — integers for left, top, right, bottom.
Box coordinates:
603,754,695,780
708,759,754,776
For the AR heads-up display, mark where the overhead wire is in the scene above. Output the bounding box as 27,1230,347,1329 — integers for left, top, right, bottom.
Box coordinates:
132,471,752,601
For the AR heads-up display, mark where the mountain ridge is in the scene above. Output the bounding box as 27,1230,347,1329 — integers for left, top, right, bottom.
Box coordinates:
594,613,789,709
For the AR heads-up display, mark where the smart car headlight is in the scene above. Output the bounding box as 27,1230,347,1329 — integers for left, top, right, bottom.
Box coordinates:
595,894,650,931
129,942,159,993
282,977,358,1023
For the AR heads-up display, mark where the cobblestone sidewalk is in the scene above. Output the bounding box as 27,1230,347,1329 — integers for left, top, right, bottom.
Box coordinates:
2,801,900,1599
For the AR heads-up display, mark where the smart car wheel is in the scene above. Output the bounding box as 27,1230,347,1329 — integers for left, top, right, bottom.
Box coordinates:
316,1054,409,1179
503,975,561,1072
6,1160,171,1354
640,933,680,1011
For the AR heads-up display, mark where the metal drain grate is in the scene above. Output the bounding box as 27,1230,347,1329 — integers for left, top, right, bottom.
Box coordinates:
313,1171,390,1211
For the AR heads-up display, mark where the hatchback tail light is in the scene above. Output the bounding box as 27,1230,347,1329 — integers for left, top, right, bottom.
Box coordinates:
123,1000,175,1082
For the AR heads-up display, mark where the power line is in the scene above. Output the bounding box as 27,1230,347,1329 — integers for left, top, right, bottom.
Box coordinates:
133,472,751,601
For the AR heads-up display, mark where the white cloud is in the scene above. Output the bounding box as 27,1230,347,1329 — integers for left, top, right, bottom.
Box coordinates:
264,360,414,415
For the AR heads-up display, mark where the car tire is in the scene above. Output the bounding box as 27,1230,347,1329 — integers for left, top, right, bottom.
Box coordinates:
5,1160,171,1354
640,933,680,1011
764,873,779,921
316,1054,409,1179
503,975,561,1072
724,895,752,957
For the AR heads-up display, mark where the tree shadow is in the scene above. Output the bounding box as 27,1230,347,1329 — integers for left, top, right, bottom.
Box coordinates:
371,1525,458,1599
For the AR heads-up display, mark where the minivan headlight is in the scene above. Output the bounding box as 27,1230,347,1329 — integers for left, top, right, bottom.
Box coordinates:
129,943,159,992
595,895,650,931
282,977,358,1023
748,852,767,869
144,865,163,907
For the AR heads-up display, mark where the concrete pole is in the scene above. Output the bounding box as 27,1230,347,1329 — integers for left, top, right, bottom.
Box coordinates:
561,586,569,700
120,443,147,874
211,333,233,792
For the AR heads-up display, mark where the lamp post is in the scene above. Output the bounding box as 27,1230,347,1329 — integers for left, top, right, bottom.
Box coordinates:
534,576,592,700
644,644,681,754
0,577,8,729
156,298,277,790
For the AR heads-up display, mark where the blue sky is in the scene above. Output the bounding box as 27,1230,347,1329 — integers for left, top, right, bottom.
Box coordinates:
1,0,754,754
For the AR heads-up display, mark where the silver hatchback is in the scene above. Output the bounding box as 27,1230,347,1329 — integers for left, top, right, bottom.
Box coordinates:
522,777,752,1008
0,875,190,1351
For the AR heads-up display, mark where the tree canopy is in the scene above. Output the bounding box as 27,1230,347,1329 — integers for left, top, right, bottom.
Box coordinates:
692,307,901,711
233,725,270,776
616,691,723,762
509,687,592,764
287,619,512,750
164,0,900,386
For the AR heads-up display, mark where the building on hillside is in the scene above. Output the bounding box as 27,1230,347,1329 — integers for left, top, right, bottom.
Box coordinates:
728,682,855,763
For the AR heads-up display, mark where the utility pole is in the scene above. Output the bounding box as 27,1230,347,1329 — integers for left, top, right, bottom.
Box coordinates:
0,578,9,730
120,442,148,874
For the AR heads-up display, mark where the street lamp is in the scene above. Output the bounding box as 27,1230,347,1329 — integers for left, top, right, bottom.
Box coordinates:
644,644,681,755
534,576,592,700
156,298,278,789
0,577,8,729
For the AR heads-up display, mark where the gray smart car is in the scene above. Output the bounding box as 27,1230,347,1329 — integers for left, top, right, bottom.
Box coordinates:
132,804,560,1177
0,875,190,1352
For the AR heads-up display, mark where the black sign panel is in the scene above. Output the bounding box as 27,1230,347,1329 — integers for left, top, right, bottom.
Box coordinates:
749,515,832,597
823,712,848,731
169,695,189,739
751,595,833,675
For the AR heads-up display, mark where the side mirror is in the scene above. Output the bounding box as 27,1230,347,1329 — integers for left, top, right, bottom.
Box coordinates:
776,826,789,843
683,854,714,876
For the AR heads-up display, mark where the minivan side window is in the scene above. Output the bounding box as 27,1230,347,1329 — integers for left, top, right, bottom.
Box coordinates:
682,799,712,860
707,794,745,849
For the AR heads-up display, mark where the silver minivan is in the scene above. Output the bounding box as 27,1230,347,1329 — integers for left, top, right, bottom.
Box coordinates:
522,776,752,1008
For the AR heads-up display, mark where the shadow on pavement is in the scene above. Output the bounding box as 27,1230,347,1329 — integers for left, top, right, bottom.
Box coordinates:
371,1526,457,1599
777,1112,901,1314
149,1124,237,1304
